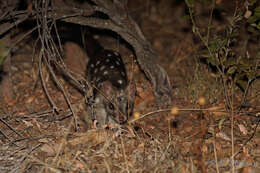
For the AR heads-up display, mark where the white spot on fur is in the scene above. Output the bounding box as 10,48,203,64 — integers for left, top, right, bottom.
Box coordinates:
117,79,123,85
110,65,114,69
96,77,100,82
100,66,105,71
104,71,108,75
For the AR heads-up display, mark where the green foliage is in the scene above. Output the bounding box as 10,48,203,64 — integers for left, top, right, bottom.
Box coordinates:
185,0,194,8
247,1,260,35
185,1,260,91
201,16,259,90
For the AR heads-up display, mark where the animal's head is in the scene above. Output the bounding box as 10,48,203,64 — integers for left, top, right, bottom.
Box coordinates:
94,80,136,126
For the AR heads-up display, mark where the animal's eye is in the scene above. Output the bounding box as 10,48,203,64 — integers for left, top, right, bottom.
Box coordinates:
108,103,114,110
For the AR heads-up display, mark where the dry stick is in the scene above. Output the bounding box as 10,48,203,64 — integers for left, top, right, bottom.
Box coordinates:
56,61,88,92
128,55,135,117
0,10,30,21
230,114,260,159
53,20,64,55
228,8,239,173
153,142,172,172
32,26,54,91
206,0,215,45
207,2,219,172
32,37,41,90
77,157,92,173
47,22,89,93
232,15,258,112
8,134,54,145
36,5,59,112
0,13,29,35
120,136,130,173
50,4,80,131
14,109,53,119
239,53,260,111
35,8,90,129
36,2,80,130
128,108,228,123
10,143,43,173
0,10,10,20
239,79,251,111
208,107,220,173
0,128,10,141
43,55,79,130
44,36,80,131
25,154,61,173
103,158,112,173
52,111,73,121
38,44,58,111
231,83,235,173
0,118,23,138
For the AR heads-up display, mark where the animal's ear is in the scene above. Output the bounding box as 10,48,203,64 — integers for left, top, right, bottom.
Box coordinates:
102,81,113,95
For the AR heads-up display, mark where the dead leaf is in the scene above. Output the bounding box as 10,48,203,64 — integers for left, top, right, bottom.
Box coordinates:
238,124,248,135
40,143,57,156
216,132,231,141
22,120,33,127
25,96,35,104
68,130,107,146
40,142,62,156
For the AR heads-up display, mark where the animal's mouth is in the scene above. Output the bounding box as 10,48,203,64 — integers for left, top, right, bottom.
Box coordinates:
118,115,127,124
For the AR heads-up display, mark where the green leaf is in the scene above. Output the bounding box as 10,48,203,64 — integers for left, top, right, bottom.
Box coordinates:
227,66,237,75
185,0,194,8
207,56,219,66
236,80,248,91
247,15,259,23
254,12,260,18
200,54,211,58
247,25,260,34
256,22,260,30
246,71,258,80
249,0,257,6
225,57,236,66
254,6,260,12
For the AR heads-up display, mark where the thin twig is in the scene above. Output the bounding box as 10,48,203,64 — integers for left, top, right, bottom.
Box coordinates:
211,113,220,173
0,118,23,138
231,82,235,173
230,113,260,159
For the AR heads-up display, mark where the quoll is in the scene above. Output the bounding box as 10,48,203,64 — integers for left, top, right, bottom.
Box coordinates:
86,48,136,126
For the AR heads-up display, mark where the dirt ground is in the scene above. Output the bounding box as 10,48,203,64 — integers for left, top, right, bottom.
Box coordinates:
0,0,260,172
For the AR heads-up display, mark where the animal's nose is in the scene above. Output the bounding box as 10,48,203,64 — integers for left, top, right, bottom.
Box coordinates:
118,114,127,124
